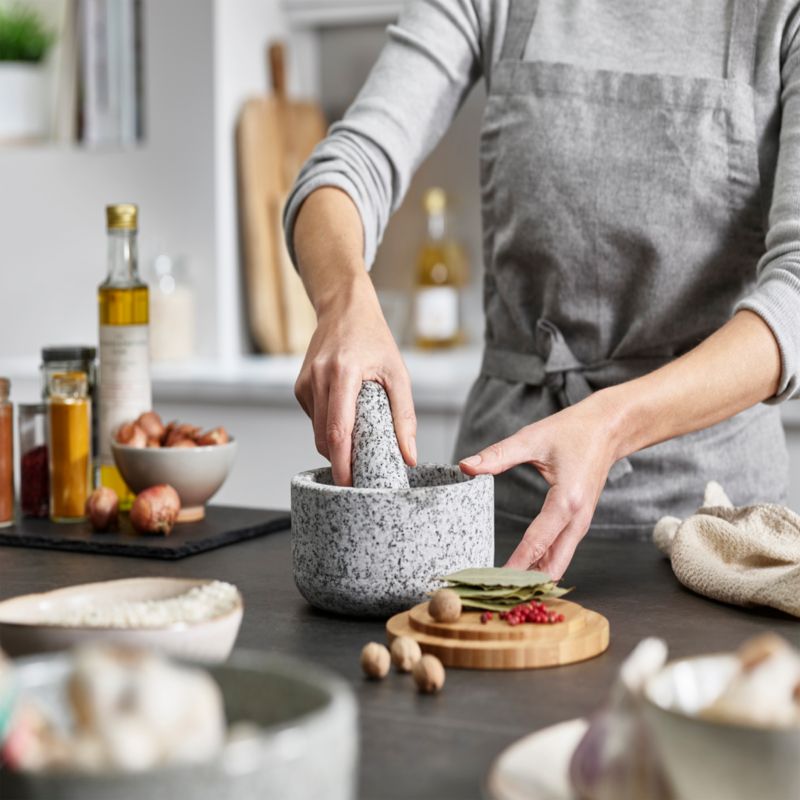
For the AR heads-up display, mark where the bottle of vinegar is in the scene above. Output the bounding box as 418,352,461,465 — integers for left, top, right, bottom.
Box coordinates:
413,188,467,349
98,204,151,509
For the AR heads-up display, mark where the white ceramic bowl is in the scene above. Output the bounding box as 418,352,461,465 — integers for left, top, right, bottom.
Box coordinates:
112,439,237,522
643,654,800,800
0,650,358,800
0,578,243,663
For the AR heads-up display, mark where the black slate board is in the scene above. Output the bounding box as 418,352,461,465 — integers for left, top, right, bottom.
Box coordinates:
0,506,290,560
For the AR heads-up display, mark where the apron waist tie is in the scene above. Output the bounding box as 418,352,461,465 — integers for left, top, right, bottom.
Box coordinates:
480,320,675,483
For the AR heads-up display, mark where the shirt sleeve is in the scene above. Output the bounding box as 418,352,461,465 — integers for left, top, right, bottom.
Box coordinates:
735,13,800,403
283,0,483,269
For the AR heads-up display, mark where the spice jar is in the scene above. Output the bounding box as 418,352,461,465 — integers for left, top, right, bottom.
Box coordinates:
48,372,91,523
18,403,48,518
0,378,13,528
41,347,98,482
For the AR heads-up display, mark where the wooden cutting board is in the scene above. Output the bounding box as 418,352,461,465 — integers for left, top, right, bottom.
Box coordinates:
386,599,609,670
237,42,325,353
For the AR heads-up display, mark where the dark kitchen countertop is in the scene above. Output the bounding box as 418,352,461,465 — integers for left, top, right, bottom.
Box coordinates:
2,513,798,800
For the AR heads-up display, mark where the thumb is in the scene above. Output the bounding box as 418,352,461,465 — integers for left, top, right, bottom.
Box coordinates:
459,431,532,476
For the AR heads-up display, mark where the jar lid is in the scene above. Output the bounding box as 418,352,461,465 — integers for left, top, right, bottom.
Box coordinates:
18,402,46,413
106,203,138,231
41,346,97,364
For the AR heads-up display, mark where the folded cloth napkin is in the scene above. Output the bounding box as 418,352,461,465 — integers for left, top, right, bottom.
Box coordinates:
653,482,800,618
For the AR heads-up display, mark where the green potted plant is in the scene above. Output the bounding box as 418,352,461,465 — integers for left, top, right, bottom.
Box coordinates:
0,3,54,142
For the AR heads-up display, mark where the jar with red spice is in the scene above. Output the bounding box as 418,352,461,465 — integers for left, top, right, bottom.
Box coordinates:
0,378,13,527
18,403,48,518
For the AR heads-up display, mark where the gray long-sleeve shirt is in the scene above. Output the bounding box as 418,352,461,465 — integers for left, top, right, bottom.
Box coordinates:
285,0,800,402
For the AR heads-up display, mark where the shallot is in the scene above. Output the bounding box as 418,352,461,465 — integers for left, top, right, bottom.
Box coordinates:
130,485,181,536
85,487,119,532
135,411,166,441
196,427,230,446
116,422,147,448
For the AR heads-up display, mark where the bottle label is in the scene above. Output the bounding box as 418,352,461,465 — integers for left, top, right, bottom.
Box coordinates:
415,287,459,341
98,324,151,463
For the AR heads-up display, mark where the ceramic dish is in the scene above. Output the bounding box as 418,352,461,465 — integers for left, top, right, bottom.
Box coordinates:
0,649,358,800
485,718,587,800
0,577,242,663
644,653,800,800
112,439,237,522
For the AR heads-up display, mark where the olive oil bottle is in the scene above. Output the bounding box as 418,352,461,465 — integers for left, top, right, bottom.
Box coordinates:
98,204,151,509
413,188,467,349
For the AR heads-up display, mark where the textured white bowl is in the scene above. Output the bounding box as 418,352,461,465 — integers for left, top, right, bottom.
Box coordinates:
0,650,358,800
0,578,242,664
644,654,800,800
112,440,237,521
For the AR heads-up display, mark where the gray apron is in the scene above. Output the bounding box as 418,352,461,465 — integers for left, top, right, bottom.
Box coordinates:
454,0,789,536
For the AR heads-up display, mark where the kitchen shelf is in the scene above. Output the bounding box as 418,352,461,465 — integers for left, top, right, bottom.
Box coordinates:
0,347,482,412
282,0,401,26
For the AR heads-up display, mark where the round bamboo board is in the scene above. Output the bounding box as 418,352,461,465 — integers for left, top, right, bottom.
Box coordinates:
386,599,609,670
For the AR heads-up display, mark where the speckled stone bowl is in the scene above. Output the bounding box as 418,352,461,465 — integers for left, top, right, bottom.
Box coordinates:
291,464,494,617
1,650,357,800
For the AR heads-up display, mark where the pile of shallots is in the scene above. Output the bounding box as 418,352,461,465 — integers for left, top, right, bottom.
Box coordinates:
116,411,229,449
86,485,180,536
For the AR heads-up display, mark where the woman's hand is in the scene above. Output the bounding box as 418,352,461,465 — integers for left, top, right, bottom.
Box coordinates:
294,273,417,486
459,392,623,579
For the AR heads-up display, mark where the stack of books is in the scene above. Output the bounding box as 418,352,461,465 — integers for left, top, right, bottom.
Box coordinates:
53,0,143,147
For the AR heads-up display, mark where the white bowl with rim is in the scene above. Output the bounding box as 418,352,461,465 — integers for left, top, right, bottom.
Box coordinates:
112,439,237,522
643,653,800,800
0,650,358,800
0,577,243,663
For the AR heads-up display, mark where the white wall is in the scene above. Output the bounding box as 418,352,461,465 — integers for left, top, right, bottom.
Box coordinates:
0,0,219,360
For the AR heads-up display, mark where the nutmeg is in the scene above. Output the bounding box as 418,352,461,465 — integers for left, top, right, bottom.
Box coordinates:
429,589,462,623
390,636,422,673
412,654,445,693
360,642,391,680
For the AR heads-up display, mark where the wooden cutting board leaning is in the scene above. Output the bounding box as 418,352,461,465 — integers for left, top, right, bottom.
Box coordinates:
237,42,325,353
387,599,609,669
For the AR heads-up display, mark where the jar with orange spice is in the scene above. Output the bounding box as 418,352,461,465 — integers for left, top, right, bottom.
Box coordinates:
0,377,13,527
47,372,91,523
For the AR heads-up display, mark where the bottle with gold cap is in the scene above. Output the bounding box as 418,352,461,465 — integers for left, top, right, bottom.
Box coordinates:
413,188,467,349
97,204,151,509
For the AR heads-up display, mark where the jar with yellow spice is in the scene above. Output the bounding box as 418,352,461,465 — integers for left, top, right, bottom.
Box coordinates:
48,372,91,523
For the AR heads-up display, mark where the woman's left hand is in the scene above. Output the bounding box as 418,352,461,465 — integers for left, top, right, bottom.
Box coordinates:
459,391,623,580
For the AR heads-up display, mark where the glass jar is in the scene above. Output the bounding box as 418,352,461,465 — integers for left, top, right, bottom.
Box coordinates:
48,372,91,523
41,346,98,483
18,403,48,518
149,253,195,362
0,378,13,528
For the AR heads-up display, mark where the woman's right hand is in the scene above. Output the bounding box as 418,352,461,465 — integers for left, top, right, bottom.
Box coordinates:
294,273,417,486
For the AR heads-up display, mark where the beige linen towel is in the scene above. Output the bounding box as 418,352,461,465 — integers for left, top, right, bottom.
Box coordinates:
653,482,800,617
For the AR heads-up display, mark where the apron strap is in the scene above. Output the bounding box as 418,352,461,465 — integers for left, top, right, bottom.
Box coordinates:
726,0,758,84
500,0,540,61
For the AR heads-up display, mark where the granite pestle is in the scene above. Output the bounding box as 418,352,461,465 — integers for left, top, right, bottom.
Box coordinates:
351,381,410,490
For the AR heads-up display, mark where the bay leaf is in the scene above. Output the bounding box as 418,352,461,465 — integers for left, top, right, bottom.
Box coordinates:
439,567,554,588
446,585,529,599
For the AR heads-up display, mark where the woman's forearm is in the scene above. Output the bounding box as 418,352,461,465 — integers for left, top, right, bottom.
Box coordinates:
293,186,373,313
291,186,417,485
606,310,783,461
